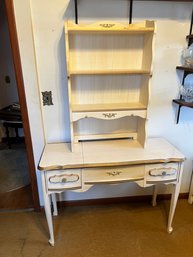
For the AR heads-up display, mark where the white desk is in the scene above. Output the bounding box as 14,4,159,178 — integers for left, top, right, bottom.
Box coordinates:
38,138,185,246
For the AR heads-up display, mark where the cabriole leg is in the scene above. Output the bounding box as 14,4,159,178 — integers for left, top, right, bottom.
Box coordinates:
167,183,180,234
41,172,55,246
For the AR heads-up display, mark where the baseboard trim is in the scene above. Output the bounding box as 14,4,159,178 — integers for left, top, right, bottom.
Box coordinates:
55,193,189,208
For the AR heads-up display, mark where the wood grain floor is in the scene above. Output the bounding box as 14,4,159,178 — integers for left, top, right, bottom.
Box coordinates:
0,184,34,210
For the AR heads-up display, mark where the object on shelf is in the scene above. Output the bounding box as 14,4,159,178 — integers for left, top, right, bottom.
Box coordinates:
182,43,193,67
180,74,193,103
179,74,193,102
179,86,193,102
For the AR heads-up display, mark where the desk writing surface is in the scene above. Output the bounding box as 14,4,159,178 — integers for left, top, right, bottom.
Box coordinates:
38,142,83,170
82,138,185,167
38,138,185,171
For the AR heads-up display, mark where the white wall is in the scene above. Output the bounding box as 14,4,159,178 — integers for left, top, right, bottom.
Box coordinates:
14,0,193,204
13,0,45,204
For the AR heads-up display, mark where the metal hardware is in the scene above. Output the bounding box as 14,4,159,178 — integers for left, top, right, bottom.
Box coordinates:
189,8,193,38
102,113,117,118
42,91,53,106
74,0,78,24
106,171,122,176
73,0,134,25
149,167,176,177
49,174,79,184
99,24,115,28
129,0,133,24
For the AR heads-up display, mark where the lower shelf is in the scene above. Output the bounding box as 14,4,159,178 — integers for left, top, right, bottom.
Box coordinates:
73,116,146,148
173,99,193,108
173,99,193,123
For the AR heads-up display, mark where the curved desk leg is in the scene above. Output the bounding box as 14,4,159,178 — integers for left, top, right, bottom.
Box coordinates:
167,163,184,234
152,185,158,207
41,172,55,246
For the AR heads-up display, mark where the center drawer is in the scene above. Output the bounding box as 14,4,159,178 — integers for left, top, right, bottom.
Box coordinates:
83,165,145,184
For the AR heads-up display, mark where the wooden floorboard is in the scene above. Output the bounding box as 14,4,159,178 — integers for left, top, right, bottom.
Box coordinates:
0,184,34,210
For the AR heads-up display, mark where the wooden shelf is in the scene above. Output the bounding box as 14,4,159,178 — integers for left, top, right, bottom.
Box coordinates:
71,103,147,112
70,70,151,75
186,35,193,40
176,66,193,72
173,99,193,108
66,21,154,34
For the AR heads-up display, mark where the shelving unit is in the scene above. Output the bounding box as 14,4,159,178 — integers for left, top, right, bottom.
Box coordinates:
173,13,193,123
64,20,155,151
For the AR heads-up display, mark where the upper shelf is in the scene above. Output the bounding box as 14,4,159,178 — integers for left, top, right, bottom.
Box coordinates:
69,69,151,75
65,20,155,34
71,103,147,112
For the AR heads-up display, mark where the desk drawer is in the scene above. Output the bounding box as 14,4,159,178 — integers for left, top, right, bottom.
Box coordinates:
46,169,81,190
83,165,144,184
145,163,179,184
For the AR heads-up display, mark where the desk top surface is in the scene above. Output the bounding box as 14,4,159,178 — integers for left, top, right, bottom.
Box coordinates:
38,138,185,171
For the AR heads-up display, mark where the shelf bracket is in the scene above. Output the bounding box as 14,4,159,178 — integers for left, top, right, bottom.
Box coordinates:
129,0,133,24
74,0,78,24
189,9,193,36
176,105,182,124
74,0,134,25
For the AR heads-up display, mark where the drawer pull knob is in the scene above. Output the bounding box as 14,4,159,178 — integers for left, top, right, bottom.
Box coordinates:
106,171,122,176
149,167,176,177
49,174,79,184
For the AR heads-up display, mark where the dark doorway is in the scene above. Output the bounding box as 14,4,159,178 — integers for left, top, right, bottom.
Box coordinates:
0,0,40,210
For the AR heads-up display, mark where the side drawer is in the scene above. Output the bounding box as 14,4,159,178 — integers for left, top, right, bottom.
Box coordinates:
145,163,179,185
83,165,145,184
46,169,82,190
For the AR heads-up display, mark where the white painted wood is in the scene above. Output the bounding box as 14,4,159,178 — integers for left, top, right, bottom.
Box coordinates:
74,132,137,143
38,142,83,171
73,116,146,145
65,20,154,150
83,165,144,185
71,75,149,107
167,163,184,233
67,20,155,33
46,169,82,190
82,138,184,167
72,110,147,121
145,163,179,185
38,137,185,244
39,138,184,170
41,172,55,246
